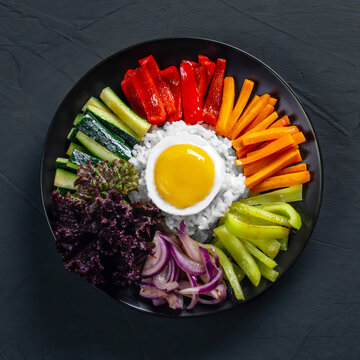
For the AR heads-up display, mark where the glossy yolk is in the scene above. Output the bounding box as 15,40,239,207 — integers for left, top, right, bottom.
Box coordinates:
154,144,215,209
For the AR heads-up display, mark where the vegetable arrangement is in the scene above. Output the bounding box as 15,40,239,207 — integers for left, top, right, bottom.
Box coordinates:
215,77,310,193
213,185,303,298
50,52,313,312
140,222,225,309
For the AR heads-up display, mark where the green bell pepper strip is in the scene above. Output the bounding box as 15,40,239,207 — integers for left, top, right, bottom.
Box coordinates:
214,226,261,287
255,258,279,282
232,263,245,282
214,246,244,300
244,237,281,259
239,185,303,205
277,237,289,251
225,213,290,240
230,202,291,228
241,239,278,268
256,202,302,230
214,240,246,282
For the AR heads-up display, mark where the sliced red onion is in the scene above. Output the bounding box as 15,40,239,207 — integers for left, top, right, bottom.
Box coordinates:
153,263,179,292
169,243,205,276
176,221,203,263
178,268,222,295
152,298,167,306
185,274,198,310
200,248,218,284
157,232,179,247
139,283,183,310
142,232,169,278
198,284,227,305
168,257,180,282
199,244,220,267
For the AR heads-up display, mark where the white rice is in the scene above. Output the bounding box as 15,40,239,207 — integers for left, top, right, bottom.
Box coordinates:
129,121,248,242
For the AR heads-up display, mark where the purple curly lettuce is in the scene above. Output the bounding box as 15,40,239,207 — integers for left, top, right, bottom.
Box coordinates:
51,189,162,286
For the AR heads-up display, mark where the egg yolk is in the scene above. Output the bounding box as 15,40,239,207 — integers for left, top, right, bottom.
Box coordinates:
154,144,215,209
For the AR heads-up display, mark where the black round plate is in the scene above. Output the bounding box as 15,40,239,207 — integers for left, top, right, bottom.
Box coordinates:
41,38,322,317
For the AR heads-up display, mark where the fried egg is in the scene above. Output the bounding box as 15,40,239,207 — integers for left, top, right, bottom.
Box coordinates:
145,133,225,215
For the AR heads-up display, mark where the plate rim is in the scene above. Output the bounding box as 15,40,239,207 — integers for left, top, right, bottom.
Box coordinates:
40,36,323,318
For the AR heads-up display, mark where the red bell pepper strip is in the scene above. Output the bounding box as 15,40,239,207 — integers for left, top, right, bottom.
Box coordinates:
194,65,207,105
139,55,176,117
202,58,227,125
199,55,216,90
180,61,202,124
160,66,182,122
132,66,167,124
121,70,147,119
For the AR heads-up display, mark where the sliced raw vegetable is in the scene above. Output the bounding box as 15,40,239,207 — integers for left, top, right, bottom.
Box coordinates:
244,149,302,189
256,202,302,230
121,69,147,119
202,58,227,125
215,76,235,135
225,79,254,136
237,134,295,166
75,131,119,162
214,225,261,287
160,66,182,122
66,142,89,157
269,115,290,128
139,55,176,117
275,163,307,176
180,61,202,124
74,113,132,160
73,113,84,126
215,245,244,300
100,87,151,137
82,96,139,147
242,148,302,177
54,168,77,190
55,157,69,170
230,202,291,227
251,171,310,194
244,237,281,259
277,237,289,251
225,213,290,240
68,149,101,168
241,126,299,146
244,104,274,133
240,239,277,268
229,94,270,139
240,185,303,205
255,259,279,282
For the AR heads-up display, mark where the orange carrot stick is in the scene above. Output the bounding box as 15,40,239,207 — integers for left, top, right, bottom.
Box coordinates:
244,149,302,189
224,79,254,136
241,126,299,146
291,131,306,145
249,112,279,133
242,149,302,177
275,163,307,176
250,171,311,193
215,77,235,135
269,116,290,128
229,94,270,139
236,134,295,166
243,104,274,133
233,111,279,155
268,97,277,106
246,131,305,155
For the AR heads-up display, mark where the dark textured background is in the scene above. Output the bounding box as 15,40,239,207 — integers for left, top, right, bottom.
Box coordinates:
0,0,359,359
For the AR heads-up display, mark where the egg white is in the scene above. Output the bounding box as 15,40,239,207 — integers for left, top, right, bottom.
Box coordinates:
145,133,225,216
